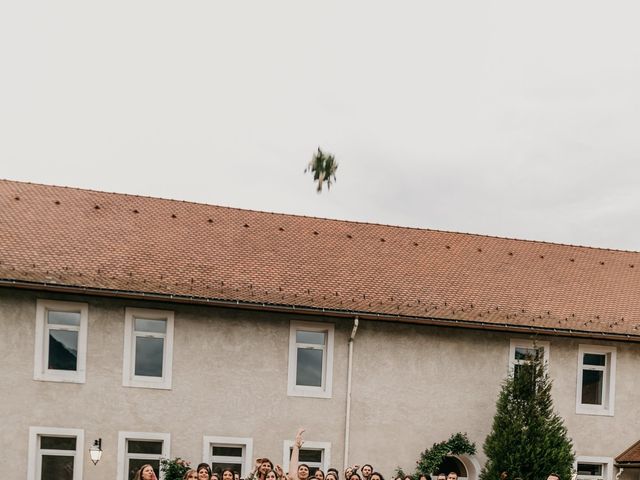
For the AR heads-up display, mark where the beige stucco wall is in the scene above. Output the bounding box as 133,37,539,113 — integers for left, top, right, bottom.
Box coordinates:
1,287,639,479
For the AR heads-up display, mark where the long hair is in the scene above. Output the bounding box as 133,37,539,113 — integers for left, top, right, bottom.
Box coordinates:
133,464,158,480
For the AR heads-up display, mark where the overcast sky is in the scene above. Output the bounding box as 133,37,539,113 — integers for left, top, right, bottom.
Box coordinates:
2,1,640,250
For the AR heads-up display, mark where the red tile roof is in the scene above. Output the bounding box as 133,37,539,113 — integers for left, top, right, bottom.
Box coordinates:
2,179,640,339
617,440,640,463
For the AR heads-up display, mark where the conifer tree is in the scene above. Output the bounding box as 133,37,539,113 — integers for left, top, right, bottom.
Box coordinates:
481,347,574,480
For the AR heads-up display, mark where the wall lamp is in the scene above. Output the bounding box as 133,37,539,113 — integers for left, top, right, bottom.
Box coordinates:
89,438,103,465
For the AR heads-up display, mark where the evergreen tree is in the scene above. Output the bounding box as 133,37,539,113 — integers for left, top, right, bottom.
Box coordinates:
481,347,574,480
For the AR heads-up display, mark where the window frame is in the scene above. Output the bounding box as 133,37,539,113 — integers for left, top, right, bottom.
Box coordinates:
508,339,550,373
116,431,171,480
575,456,613,480
287,320,335,398
282,440,331,474
34,300,89,383
122,307,175,390
575,345,616,416
202,436,253,477
27,426,84,480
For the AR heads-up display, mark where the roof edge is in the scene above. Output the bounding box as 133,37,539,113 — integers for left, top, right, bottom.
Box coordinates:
3,278,640,343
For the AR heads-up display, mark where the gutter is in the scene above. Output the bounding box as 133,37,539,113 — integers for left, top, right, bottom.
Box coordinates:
2,278,640,343
343,316,359,470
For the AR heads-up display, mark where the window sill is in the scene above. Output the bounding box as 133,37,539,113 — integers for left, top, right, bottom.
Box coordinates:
287,386,332,399
575,405,614,417
34,372,86,384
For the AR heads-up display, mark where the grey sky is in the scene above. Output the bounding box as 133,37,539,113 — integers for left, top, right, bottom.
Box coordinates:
2,1,640,250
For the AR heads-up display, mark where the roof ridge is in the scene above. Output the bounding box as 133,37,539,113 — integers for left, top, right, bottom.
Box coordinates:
2,177,638,253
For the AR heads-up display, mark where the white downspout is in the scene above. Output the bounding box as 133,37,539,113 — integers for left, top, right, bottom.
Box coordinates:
343,316,359,471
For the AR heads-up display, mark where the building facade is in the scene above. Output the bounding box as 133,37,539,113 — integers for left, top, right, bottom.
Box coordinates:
1,179,639,480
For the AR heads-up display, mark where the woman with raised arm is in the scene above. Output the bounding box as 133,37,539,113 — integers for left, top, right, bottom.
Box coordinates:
288,428,309,480
133,464,159,480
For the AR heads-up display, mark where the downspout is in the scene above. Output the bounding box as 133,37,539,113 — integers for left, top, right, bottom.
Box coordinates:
344,316,359,470
616,468,624,480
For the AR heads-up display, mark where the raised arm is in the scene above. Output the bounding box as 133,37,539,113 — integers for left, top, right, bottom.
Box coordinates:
289,428,305,480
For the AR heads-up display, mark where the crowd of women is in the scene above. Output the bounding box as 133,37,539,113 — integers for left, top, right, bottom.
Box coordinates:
131,429,458,480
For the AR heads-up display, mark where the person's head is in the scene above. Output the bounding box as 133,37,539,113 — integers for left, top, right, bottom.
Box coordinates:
266,471,278,480
345,468,354,480
362,466,373,478
234,472,240,480
370,473,385,480
447,473,458,480
437,473,446,480
183,470,198,480
197,464,212,480
298,464,310,480
222,469,235,480
211,474,220,480
260,460,274,475
328,469,339,480
419,475,428,480
351,474,362,480
315,470,326,480
134,464,157,480
404,476,412,480
327,473,338,480
547,474,561,480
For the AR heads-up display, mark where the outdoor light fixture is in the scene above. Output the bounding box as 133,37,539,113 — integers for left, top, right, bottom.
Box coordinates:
89,438,102,465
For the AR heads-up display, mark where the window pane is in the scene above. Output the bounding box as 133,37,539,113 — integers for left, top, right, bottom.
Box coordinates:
582,369,604,405
515,346,542,361
135,337,164,377
48,330,78,370
128,459,160,480
584,353,606,366
577,464,603,476
127,440,163,454
296,348,323,387
212,463,243,475
135,318,167,333
41,436,76,450
299,449,323,463
296,330,326,345
48,310,81,326
212,446,243,457
41,455,74,480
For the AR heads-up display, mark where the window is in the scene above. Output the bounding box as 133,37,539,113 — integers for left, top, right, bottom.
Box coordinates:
508,339,550,375
576,345,616,416
287,321,335,398
123,308,174,389
28,427,84,480
575,457,613,480
202,436,253,477
282,440,331,476
117,432,170,480
34,300,89,383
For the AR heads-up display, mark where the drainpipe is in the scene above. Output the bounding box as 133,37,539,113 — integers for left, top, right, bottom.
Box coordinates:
344,316,359,470
616,468,624,480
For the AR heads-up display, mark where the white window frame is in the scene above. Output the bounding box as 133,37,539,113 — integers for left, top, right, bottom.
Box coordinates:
116,431,171,480
575,345,616,416
508,339,550,373
202,436,253,477
34,300,89,383
27,426,84,480
575,456,613,480
287,321,335,398
282,440,331,474
122,307,174,390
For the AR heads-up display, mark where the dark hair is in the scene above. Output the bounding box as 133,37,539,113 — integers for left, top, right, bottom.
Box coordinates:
351,474,363,480
198,464,212,475
316,470,326,480
222,469,236,479
299,464,310,472
327,473,338,480
447,474,458,478
419,475,428,480
328,469,339,476
370,473,385,480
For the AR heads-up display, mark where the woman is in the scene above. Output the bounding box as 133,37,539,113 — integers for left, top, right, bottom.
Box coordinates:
326,472,338,480
133,464,158,480
223,469,236,480
183,470,198,480
370,473,385,480
288,428,309,480
315,470,325,480
197,464,212,480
